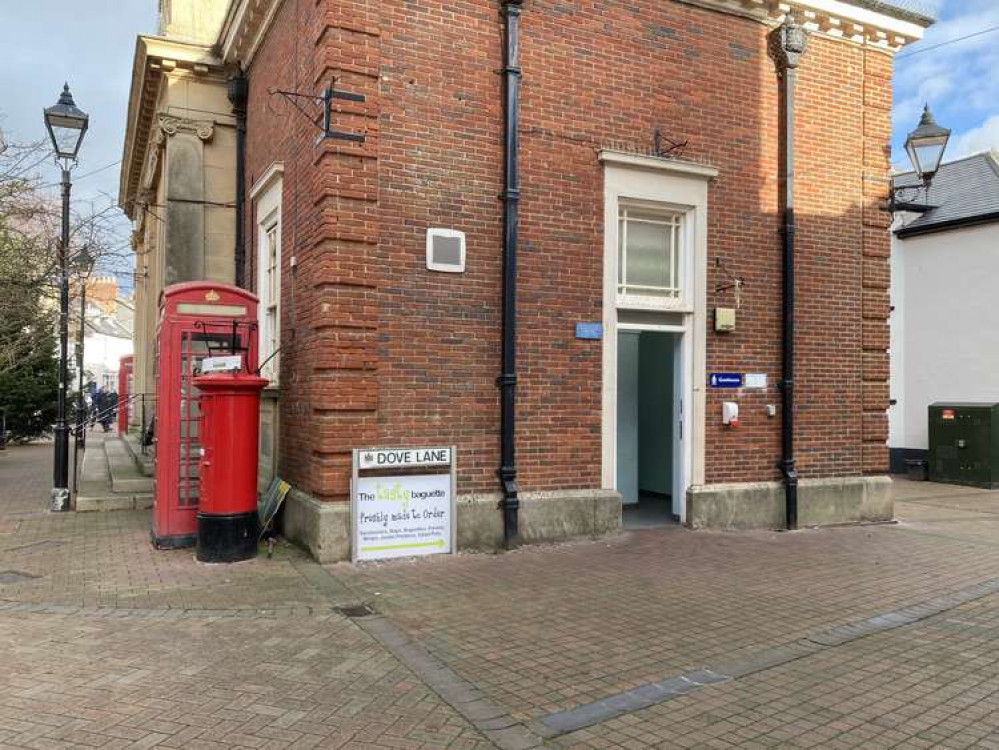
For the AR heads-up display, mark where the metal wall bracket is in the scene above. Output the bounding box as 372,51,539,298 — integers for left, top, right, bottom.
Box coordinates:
268,80,366,144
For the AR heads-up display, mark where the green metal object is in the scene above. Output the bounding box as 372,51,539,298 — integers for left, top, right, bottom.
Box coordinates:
928,403,999,489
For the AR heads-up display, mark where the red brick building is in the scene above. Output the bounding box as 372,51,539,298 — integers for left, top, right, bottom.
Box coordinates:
213,0,930,560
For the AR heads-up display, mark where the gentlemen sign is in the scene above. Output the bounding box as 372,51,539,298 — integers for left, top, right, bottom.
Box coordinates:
351,446,456,562
358,446,452,470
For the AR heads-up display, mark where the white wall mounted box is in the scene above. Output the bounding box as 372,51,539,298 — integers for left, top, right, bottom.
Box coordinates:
426,228,466,273
715,307,736,332
722,401,740,426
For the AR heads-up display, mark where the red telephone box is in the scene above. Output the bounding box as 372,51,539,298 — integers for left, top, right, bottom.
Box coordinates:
117,355,133,434
152,282,258,548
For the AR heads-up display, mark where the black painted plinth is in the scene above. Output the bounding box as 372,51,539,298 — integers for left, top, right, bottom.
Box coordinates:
196,511,258,563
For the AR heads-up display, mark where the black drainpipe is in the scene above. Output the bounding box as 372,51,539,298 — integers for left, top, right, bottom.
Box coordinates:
771,17,808,531
228,72,249,288
498,0,523,546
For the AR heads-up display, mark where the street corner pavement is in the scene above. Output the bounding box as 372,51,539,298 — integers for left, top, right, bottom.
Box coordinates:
8,441,999,748
0,443,492,749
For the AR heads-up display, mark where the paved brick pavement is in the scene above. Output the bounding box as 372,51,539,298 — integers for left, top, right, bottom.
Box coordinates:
550,590,999,749
0,443,491,749
6,438,999,748
0,442,332,611
330,484,999,724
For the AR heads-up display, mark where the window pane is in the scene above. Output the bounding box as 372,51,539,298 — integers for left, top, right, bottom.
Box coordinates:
625,220,670,292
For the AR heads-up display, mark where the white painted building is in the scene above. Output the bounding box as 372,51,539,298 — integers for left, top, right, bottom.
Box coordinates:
889,151,999,472
72,296,134,394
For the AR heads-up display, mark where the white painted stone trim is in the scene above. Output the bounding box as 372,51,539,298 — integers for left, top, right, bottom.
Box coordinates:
218,0,284,66
253,164,283,384
599,151,720,180
674,0,928,50
601,157,712,524
249,161,285,201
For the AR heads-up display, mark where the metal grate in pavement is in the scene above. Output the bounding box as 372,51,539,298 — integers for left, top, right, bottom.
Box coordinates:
335,603,377,618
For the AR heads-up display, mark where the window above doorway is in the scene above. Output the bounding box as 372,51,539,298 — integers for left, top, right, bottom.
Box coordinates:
617,202,684,309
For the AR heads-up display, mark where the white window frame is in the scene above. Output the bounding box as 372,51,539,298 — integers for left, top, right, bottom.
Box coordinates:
617,200,686,308
250,162,284,384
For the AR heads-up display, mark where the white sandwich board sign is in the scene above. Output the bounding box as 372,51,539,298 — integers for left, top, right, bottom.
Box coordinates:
351,446,456,562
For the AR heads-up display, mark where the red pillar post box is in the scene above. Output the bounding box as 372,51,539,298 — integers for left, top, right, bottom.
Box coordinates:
193,371,268,563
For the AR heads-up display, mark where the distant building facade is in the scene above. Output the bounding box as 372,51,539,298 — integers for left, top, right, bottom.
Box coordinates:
71,277,133,393
118,0,236,414
889,151,999,471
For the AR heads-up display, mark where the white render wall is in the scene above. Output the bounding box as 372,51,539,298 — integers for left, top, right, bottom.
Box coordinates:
79,330,133,392
889,222,999,452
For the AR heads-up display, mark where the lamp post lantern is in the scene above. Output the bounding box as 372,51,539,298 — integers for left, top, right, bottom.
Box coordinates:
904,105,950,184
890,105,951,213
43,83,88,512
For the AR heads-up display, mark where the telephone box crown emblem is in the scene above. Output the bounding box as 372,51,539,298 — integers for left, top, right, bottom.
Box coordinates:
204,290,221,302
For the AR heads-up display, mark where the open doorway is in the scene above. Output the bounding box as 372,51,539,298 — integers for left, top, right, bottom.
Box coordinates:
617,330,681,528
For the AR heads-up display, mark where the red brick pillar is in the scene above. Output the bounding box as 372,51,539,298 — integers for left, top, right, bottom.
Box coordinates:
295,1,382,501
860,48,893,475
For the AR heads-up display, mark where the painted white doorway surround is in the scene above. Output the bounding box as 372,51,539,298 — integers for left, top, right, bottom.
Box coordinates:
599,151,716,524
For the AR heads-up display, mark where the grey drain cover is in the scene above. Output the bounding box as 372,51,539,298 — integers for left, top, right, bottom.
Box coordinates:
335,603,376,618
0,570,41,584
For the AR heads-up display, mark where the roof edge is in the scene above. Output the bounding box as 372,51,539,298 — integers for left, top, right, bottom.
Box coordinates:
845,0,935,27
895,211,999,238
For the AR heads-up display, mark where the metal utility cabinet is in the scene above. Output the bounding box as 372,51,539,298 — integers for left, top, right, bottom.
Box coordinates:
928,402,999,489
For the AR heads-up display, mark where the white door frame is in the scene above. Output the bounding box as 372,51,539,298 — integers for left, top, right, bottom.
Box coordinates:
599,151,716,524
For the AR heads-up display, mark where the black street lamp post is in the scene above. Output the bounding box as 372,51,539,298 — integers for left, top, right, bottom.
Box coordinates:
43,84,88,512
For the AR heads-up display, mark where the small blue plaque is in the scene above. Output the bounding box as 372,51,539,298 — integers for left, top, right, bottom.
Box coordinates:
709,372,744,388
575,322,603,340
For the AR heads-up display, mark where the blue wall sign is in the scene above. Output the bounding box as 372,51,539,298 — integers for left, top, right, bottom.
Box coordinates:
709,372,744,388
575,322,603,340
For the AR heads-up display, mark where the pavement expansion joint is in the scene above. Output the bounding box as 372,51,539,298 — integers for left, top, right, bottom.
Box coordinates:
0,599,342,619
536,574,999,736
356,612,546,750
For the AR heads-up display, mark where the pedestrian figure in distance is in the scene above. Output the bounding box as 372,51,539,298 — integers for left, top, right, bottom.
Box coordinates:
95,388,112,433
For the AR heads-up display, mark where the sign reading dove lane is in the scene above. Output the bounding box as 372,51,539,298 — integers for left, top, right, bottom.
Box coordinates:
358,447,452,470
351,446,456,562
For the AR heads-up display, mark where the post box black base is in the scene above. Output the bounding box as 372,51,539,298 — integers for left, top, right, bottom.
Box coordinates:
196,511,259,563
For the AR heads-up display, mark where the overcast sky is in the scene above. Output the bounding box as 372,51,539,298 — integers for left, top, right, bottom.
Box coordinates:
0,1,157,288
0,0,994,288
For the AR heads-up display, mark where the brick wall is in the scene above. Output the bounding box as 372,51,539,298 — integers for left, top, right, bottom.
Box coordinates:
244,0,894,501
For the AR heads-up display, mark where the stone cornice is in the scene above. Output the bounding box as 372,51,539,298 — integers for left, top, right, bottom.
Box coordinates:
674,0,930,50
119,36,226,219
599,151,720,179
218,0,284,67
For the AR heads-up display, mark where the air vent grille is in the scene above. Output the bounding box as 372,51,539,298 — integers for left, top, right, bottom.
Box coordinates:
426,228,466,273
